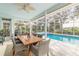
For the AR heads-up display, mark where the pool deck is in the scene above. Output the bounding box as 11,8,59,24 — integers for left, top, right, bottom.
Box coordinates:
49,39,79,56
0,37,79,56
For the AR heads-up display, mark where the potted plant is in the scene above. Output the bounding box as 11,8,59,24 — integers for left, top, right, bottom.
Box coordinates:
0,29,5,45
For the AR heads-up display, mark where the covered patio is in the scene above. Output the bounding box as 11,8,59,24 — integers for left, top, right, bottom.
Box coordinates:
0,3,79,56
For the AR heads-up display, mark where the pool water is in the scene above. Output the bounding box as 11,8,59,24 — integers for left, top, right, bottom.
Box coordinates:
36,32,79,44
47,34,79,44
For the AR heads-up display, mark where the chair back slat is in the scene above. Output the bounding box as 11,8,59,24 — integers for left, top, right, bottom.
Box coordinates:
31,39,50,56
11,36,16,48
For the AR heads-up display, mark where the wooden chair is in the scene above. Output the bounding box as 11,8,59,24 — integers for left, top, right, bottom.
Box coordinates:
12,37,29,56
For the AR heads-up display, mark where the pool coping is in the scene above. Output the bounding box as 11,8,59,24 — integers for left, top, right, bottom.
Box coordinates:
47,32,79,38
36,32,79,38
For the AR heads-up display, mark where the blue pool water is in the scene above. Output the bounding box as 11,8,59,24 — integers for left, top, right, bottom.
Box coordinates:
47,34,79,41
48,34,79,44
37,32,79,44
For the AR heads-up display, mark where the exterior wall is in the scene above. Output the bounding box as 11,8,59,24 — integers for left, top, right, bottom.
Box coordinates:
0,18,3,30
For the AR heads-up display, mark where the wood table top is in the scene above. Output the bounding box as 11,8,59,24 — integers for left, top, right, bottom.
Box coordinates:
17,35,42,45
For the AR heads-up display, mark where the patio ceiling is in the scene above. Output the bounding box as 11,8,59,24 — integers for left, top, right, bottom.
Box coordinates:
32,3,70,21
0,3,70,21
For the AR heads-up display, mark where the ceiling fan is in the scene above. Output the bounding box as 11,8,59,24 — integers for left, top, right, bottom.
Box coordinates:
15,3,35,12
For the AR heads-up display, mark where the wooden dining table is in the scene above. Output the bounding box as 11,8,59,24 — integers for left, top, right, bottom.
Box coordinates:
17,35,42,56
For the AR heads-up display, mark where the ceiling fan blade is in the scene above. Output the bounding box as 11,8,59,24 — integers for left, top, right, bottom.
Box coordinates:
28,5,35,10
24,7,32,13
14,3,35,12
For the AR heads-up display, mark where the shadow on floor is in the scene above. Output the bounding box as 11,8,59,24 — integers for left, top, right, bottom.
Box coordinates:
4,44,29,56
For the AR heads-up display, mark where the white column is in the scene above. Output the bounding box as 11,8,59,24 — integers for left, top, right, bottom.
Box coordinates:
36,22,38,33
45,11,48,39
70,8,75,35
54,19,55,33
73,17,76,35
30,22,32,38
19,26,22,34
10,19,15,38
41,25,43,31
0,18,3,30
61,19,63,34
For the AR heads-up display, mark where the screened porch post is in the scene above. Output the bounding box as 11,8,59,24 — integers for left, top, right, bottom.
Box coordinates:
73,17,76,35
30,22,32,38
36,21,38,32
61,18,63,34
10,19,15,39
54,19,55,33
45,11,48,39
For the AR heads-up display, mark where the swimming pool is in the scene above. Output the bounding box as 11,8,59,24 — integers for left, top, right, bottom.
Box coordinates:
48,34,79,44
36,32,79,44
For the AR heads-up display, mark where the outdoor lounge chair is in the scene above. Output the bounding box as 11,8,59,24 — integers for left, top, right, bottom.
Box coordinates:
12,36,29,56
31,39,50,56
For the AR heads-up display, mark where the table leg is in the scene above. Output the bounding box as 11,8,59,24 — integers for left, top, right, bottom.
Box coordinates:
12,48,15,56
28,45,32,56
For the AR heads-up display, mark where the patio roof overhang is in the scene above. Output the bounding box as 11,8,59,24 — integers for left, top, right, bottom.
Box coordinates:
0,3,70,22
31,3,70,21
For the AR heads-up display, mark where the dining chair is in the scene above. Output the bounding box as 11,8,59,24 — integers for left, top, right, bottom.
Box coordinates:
15,35,28,44
31,39,50,56
14,37,22,44
12,36,29,56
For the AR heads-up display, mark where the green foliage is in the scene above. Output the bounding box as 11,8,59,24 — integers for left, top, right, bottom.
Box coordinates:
0,28,10,36
0,29,4,36
22,27,26,32
63,28,79,35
